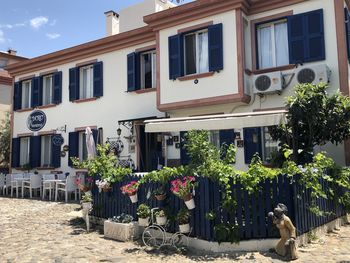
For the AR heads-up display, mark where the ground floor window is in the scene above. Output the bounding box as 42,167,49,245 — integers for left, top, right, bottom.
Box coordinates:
262,126,279,163
79,131,88,161
20,137,30,166
41,135,52,167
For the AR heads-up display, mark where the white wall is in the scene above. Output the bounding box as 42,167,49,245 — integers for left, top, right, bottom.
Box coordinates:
12,41,163,174
159,10,239,104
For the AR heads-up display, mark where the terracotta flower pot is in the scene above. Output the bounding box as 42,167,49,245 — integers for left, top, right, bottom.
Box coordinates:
79,185,91,192
155,193,166,201
179,223,190,233
102,186,112,193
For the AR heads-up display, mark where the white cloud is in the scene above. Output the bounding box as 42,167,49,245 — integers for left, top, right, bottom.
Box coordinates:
30,16,48,29
0,30,6,43
49,19,57,26
0,22,26,29
46,33,61,39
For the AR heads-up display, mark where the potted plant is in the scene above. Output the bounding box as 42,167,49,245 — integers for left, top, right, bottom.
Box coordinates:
95,179,112,193
104,213,139,242
81,192,93,211
155,209,167,226
177,208,191,233
137,204,150,227
170,176,197,210
120,181,139,203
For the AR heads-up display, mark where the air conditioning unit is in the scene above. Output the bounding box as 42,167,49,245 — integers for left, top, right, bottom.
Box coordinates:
296,64,331,84
253,72,282,94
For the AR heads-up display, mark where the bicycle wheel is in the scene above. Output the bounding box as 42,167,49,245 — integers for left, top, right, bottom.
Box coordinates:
142,225,166,248
171,232,189,249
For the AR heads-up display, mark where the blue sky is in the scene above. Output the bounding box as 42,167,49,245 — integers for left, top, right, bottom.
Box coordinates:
0,0,191,58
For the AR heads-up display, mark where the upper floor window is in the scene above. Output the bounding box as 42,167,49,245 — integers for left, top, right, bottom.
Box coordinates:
41,135,52,167
0,59,8,69
79,65,94,99
43,74,53,105
140,50,156,89
184,29,209,75
21,80,31,109
257,20,288,69
19,137,30,166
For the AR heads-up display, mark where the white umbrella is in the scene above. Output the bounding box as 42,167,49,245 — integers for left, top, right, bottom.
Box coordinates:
85,127,96,160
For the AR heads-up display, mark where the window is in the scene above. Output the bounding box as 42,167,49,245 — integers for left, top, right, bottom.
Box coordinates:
79,65,94,99
262,127,279,163
19,137,30,166
0,59,8,69
42,75,53,105
21,80,31,109
41,135,52,167
209,130,220,149
78,132,88,161
257,20,289,69
184,29,209,75
140,50,156,89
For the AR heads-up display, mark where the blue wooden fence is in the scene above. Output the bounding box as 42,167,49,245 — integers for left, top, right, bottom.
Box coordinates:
91,175,347,241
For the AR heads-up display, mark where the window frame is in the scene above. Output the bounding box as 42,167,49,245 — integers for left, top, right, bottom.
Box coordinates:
79,64,94,100
21,80,32,109
261,126,279,164
42,74,54,106
140,50,156,90
19,137,30,166
78,131,88,162
183,28,209,76
256,18,289,70
40,135,52,167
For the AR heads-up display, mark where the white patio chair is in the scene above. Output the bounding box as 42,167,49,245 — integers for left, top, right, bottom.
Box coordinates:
22,174,42,198
0,174,5,195
42,174,56,200
55,175,78,202
5,174,12,195
11,174,24,198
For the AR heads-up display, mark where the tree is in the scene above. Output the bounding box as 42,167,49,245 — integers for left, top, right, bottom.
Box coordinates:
270,83,350,164
0,112,10,167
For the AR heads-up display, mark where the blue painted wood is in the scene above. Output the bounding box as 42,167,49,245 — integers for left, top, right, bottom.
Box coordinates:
258,189,266,238
243,191,251,239
236,182,244,239
251,193,258,237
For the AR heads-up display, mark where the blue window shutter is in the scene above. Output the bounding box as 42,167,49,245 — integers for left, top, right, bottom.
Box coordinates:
13,82,22,111
168,34,183,80
127,52,140,92
30,136,41,168
92,129,98,145
180,131,191,165
288,9,325,64
11,138,20,168
208,23,224,72
220,129,235,160
345,8,350,60
243,127,262,164
68,132,79,166
53,71,62,104
69,67,79,101
51,138,61,168
31,77,41,108
93,61,103,97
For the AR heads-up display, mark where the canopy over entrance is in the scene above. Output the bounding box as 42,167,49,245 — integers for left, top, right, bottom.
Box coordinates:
144,110,287,133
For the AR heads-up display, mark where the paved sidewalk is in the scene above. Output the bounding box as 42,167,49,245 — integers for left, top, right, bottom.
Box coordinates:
0,197,349,262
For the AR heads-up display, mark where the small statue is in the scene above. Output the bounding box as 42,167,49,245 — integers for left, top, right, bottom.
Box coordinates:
268,203,298,260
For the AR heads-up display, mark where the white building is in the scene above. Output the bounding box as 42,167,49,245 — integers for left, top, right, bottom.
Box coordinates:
7,0,350,175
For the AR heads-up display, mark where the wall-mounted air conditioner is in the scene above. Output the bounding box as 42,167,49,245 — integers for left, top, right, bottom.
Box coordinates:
296,64,331,84
253,72,282,94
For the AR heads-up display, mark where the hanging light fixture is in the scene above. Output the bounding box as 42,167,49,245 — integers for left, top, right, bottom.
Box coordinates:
117,126,122,136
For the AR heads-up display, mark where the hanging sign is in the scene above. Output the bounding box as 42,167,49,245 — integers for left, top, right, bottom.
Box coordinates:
27,110,46,132
52,134,64,146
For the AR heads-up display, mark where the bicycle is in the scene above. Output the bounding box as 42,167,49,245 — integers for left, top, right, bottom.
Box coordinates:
142,207,190,249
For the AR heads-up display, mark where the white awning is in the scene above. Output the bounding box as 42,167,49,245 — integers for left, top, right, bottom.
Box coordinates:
144,110,287,133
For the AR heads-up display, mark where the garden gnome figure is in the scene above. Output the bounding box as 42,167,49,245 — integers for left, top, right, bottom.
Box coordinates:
268,203,298,260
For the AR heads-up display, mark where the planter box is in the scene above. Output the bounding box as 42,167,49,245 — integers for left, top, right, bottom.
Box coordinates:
104,220,139,242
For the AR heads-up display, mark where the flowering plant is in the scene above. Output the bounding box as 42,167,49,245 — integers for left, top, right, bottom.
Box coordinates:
75,176,94,192
170,176,197,200
120,181,139,196
95,179,112,193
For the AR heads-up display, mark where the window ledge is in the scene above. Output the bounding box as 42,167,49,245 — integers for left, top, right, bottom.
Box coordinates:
16,108,33,113
246,64,296,75
36,167,55,170
134,88,156,94
74,97,98,103
37,104,57,110
178,71,215,81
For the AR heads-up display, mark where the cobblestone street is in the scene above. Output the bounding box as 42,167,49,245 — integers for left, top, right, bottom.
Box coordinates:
0,197,350,263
